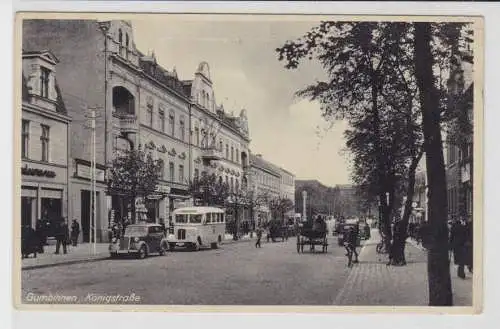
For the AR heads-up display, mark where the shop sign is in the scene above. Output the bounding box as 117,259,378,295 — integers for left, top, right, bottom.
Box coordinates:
155,185,171,194
76,163,105,182
21,165,56,178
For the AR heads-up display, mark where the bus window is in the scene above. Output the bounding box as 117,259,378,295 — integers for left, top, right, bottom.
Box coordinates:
190,214,202,224
215,213,220,223
206,213,212,224
221,214,224,223
176,214,189,223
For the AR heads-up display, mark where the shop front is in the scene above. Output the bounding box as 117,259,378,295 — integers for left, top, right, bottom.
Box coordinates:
21,162,68,238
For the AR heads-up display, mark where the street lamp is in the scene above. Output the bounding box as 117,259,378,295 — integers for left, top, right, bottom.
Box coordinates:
302,190,307,221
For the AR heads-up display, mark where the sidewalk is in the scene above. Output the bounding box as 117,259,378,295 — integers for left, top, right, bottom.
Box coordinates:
334,229,473,306
21,234,254,270
21,243,110,271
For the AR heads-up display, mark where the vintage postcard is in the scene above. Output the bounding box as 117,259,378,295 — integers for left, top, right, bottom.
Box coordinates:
13,12,483,313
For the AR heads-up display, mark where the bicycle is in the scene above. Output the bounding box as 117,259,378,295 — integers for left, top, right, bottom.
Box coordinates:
344,243,358,268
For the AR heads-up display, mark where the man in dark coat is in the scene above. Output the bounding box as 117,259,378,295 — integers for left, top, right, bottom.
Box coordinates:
54,219,69,254
70,219,80,247
464,219,473,274
450,218,467,279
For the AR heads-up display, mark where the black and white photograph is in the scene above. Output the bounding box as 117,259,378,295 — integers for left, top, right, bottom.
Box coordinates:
13,13,482,311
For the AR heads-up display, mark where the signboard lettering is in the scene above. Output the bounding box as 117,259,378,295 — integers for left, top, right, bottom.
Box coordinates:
21,165,56,178
76,164,105,181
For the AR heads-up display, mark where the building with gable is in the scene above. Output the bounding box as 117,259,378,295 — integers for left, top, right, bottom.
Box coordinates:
22,19,251,242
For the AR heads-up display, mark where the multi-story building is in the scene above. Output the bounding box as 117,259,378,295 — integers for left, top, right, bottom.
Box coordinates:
445,45,473,221
277,167,295,219
22,19,250,242
20,50,71,231
248,154,281,224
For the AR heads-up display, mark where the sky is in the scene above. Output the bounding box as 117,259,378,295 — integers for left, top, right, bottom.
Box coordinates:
132,16,352,187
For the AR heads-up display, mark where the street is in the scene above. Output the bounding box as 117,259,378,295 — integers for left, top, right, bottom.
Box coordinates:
22,237,354,305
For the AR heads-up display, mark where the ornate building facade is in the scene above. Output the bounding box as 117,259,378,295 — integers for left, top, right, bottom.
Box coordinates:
22,19,250,242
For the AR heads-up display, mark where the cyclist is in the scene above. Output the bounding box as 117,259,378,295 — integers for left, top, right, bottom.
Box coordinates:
344,226,359,266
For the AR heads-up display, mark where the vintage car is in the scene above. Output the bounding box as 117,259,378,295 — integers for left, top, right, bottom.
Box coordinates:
337,222,361,247
109,223,169,259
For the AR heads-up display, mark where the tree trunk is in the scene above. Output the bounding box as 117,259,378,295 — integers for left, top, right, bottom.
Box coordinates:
390,149,423,266
414,22,453,306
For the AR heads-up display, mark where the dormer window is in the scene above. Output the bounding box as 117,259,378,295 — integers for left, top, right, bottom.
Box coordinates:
39,66,50,98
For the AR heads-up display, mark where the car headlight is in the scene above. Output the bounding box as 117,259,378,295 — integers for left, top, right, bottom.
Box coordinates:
134,237,140,242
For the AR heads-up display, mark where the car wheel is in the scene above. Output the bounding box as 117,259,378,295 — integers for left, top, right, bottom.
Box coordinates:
137,245,147,259
169,243,176,251
211,242,218,249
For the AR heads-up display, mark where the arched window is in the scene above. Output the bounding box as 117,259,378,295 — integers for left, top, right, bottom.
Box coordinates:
118,29,123,57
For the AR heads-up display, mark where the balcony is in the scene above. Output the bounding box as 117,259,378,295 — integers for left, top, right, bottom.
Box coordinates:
200,147,223,161
112,112,138,134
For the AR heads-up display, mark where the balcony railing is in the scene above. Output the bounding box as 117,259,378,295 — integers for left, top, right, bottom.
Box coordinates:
112,112,138,134
200,147,223,161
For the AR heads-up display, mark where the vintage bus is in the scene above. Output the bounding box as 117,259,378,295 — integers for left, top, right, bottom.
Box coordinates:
166,206,225,251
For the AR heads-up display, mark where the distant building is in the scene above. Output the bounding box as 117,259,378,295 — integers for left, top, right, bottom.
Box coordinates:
21,50,71,231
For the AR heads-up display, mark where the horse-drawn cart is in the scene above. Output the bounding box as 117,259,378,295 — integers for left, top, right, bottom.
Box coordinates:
296,217,328,253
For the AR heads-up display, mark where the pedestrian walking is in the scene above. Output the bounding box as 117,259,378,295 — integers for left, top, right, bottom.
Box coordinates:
344,227,359,266
54,219,69,254
450,217,467,279
70,219,80,247
255,225,263,248
465,218,473,274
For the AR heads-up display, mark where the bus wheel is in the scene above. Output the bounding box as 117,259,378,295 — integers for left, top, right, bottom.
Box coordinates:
211,242,218,249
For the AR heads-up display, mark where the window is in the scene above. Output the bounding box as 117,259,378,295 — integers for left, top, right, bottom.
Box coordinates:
159,108,165,132
195,127,200,146
22,120,29,158
230,177,234,192
190,214,202,224
180,119,185,141
206,214,212,223
40,67,50,98
125,33,130,59
179,165,184,183
158,160,164,179
235,179,239,191
169,162,174,182
118,29,124,56
219,140,223,152
236,149,239,163
226,144,229,159
147,102,153,127
194,168,199,180
40,125,50,162
231,147,234,162
169,113,175,137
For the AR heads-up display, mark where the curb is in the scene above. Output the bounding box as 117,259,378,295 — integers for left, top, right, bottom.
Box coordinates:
22,255,110,271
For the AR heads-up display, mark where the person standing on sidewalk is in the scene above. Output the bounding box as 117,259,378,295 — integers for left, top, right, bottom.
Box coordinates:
344,227,359,265
255,225,263,248
464,218,473,274
450,217,467,279
54,219,69,255
70,219,80,247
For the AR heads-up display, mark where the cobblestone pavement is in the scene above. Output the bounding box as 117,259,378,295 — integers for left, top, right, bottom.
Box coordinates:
21,236,353,305
335,230,473,306
20,230,472,306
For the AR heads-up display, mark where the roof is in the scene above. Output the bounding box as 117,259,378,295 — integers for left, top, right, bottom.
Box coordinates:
173,206,225,214
138,56,188,98
250,154,281,177
126,223,161,227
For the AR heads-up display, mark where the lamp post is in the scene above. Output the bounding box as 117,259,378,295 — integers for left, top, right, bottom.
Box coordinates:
302,190,307,221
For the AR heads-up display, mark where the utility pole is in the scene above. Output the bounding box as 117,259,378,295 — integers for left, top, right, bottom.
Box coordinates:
85,108,99,255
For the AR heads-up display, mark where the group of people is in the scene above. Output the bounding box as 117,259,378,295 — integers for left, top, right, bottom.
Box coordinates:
21,218,81,258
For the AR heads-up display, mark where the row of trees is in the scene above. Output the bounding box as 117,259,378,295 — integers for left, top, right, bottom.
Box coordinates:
276,21,473,305
106,148,294,240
